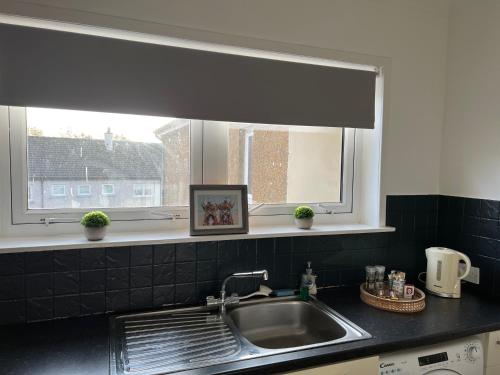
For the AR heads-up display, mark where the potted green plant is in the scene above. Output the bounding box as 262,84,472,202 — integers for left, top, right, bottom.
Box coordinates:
294,206,315,229
81,210,110,241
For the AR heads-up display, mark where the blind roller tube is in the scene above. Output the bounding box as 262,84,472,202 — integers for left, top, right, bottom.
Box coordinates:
0,23,376,128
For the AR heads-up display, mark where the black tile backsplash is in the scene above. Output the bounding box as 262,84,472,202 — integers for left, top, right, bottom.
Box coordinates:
0,230,398,325
8,193,498,325
437,195,500,298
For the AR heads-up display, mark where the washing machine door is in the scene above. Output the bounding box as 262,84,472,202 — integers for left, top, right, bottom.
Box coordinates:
423,370,461,375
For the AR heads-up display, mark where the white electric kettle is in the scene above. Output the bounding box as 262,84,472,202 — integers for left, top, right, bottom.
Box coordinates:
424,247,471,298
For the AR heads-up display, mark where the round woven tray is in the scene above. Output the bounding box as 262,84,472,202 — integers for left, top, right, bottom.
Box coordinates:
360,284,426,313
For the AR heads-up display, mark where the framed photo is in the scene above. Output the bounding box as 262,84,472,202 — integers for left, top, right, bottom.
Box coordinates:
190,185,249,236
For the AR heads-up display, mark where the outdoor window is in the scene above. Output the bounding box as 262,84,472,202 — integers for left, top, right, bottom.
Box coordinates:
133,184,154,197
77,185,91,196
101,184,116,196
50,184,66,197
8,106,354,224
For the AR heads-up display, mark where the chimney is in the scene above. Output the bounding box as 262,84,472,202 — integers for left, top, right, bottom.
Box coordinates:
104,127,113,151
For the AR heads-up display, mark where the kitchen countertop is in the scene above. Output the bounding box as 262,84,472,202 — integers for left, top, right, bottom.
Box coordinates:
2,286,500,375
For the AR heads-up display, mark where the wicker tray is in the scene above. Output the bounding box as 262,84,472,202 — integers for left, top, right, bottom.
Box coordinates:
360,284,426,313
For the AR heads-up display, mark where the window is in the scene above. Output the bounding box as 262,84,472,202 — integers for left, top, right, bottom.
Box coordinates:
133,184,154,197
77,185,91,196
202,121,354,215
101,184,115,196
8,106,354,224
50,184,66,197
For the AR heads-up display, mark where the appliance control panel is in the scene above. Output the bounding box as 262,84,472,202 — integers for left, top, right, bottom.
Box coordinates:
379,337,483,374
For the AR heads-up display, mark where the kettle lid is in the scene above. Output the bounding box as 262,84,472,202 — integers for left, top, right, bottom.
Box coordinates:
426,247,461,256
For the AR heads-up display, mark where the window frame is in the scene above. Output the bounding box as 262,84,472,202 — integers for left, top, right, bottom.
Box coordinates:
50,184,67,197
8,107,193,225
202,121,355,216
101,183,116,196
133,183,154,198
77,184,91,197
9,107,355,225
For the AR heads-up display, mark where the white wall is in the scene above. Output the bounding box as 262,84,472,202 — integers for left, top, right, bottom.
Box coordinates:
440,0,500,200
0,0,451,197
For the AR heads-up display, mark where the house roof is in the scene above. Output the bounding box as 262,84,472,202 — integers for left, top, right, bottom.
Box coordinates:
28,136,163,180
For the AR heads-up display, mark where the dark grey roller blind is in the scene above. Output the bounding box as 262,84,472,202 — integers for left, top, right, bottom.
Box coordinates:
0,23,376,128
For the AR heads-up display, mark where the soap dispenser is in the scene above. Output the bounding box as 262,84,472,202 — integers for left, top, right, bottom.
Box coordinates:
300,261,317,296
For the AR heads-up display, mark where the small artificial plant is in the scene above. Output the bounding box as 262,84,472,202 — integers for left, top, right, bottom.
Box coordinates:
80,210,110,228
294,206,315,220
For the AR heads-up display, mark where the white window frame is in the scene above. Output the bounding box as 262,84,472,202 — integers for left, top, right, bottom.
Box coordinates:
133,183,153,198
50,184,67,197
101,184,115,196
8,107,194,225
77,184,91,197
202,121,355,216
8,109,356,226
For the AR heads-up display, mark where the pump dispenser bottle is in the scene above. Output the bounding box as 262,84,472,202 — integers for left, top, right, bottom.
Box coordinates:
300,261,317,298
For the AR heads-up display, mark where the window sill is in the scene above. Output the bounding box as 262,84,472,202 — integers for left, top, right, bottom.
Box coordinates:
0,224,394,254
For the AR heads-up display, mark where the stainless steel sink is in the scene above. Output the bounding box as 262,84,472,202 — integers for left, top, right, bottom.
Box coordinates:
226,300,348,349
110,297,371,375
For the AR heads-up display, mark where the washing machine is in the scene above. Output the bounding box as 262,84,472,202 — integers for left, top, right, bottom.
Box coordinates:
379,336,483,375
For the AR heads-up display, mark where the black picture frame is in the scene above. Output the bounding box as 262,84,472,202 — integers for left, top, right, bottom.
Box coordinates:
189,185,249,236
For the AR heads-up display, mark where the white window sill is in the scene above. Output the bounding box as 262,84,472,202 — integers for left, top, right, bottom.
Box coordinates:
0,224,395,254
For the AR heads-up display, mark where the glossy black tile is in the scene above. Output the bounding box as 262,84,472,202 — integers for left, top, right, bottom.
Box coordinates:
153,244,175,264
175,262,196,284
0,299,25,324
106,290,129,312
106,247,130,268
130,287,153,309
196,260,217,282
54,294,80,318
0,253,25,276
80,269,106,293
481,200,500,220
25,273,52,298
106,268,129,290
464,198,482,217
130,266,153,288
54,271,80,296
275,237,292,255
0,275,24,300
153,264,175,286
175,243,196,262
153,285,174,307
25,251,53,273
53,249,80,271
27,297,53,322
196,242,218,260
81,292,105,315
175,283,196,305
130,245,153,266
80,248,106,270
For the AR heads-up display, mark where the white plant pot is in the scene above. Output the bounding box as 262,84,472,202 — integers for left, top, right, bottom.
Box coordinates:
295,217,313,229
84,226,107,241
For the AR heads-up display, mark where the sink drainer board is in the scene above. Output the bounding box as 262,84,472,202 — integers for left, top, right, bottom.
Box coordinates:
110,310,241,375
110,297,372,375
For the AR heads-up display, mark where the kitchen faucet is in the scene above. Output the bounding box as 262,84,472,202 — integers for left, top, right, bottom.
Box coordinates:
206,270,269,314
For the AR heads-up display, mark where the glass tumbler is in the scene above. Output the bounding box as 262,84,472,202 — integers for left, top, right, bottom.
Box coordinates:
374,265,386,292
365,266,376,291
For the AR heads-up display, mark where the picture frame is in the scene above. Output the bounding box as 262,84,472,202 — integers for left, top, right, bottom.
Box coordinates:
189,185,249,236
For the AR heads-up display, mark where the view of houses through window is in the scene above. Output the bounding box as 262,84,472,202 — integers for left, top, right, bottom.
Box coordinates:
25,108,343,212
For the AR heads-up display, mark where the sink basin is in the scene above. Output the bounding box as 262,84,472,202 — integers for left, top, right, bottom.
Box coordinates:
226,298,369,350
110,297,371,375
227,300,347,349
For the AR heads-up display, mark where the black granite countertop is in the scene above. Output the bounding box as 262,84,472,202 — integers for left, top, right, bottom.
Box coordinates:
2,287,500,375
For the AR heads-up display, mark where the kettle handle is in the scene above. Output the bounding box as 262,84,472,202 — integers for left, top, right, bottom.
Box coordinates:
457,251,471,280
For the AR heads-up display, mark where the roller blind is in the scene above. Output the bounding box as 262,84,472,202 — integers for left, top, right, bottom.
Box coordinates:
0,23,376,128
